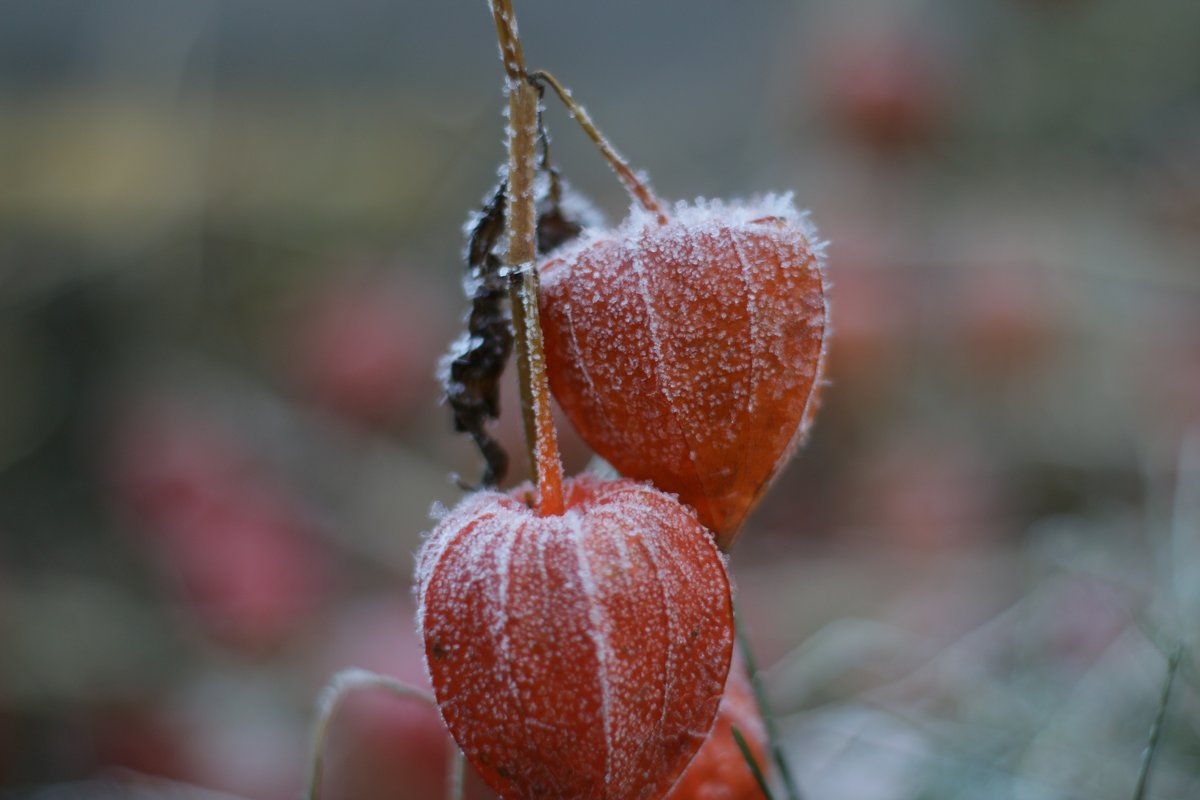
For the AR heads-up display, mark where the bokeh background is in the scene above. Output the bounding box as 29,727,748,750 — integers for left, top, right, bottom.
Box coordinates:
3,0,1200,797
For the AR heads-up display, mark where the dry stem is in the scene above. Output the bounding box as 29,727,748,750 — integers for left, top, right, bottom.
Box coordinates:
490,0,564,515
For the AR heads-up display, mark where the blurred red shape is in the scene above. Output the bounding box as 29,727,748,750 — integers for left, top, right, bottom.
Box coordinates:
317,597,494,800
289,272,446,429
109,403,328,651
821,29,950,151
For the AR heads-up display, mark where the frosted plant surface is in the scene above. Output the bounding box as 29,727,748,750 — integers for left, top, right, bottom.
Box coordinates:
416,474,734,800
539,195,829,546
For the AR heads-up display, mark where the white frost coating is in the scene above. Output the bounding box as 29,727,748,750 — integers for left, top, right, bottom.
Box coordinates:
567,511,614,794
642,481,732,767
542,193,818,279
462,209,486,242
630,493,675,758
728,229,760,420
315,667,371,720
414,492,505,644
459,174,505,251
435,331,476,389
314,668,433,720
628,233,702,488
557,178,606,232
531,172,606,239
639,492,681,743
494,513,516,674
611,515,632,572
561,294,615,442
770,201,832,489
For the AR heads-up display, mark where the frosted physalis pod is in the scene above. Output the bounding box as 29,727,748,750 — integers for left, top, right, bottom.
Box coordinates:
538,195,829,548
416,473,734,800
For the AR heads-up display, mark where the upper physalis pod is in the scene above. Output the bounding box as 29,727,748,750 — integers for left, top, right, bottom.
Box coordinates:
538,195,829,548
417,473,734,800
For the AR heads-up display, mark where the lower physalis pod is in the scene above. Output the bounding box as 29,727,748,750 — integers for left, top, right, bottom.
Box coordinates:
416,473,734,800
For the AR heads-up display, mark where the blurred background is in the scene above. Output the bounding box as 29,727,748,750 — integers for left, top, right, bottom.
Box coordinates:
2,0,1200,797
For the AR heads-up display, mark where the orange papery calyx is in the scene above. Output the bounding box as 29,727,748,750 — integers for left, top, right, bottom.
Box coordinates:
539,196,829,549
416,474,734,800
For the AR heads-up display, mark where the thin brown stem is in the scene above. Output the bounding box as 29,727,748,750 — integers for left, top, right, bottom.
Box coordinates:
492,2,565,515
506,82,542,496
531,69,668,224
489,0,525,81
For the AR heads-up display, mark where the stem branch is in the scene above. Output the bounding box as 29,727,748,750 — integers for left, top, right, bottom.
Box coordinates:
306,669,435,800
531,69,668,224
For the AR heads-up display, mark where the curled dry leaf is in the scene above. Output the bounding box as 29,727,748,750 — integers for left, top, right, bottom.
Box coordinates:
417,474,734,800
443,183,514,488
539,197,829,547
